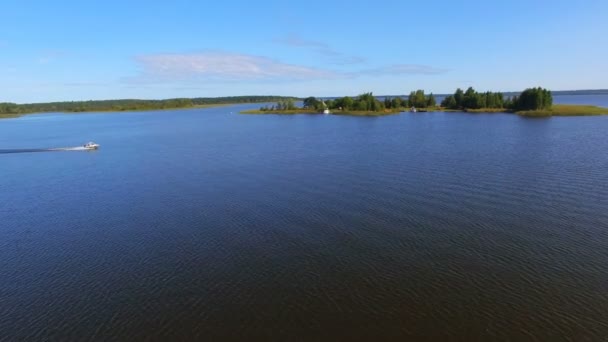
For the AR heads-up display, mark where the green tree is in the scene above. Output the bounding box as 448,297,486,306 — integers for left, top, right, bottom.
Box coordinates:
285,99,296,110
426,93,436,107
407,91,416,108
514,87,553,110
494,93,504,108
342,96,353,110
356,100,368,111
414,90,426,108
462,87,479,108
384,97,392,109
303,96,320,109
391,97,402,109
407,90,427,108
454,88,464,108
441,96,457,109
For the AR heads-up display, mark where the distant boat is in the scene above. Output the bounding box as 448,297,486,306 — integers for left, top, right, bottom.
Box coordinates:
410,107,417,113
83,142,99,150
323,109,331,115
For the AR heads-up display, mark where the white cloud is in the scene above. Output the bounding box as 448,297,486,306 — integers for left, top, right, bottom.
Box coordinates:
132,52,337,82
128,51,448,85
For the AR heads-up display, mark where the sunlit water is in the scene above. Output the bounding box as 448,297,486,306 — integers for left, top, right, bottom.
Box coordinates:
1,95,608,340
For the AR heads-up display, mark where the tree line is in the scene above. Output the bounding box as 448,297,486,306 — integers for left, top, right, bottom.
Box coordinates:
0,96,299,114
441,87,552,111
262,91,439,113
258,87,553,114
260,99,297,111
327,91,437,111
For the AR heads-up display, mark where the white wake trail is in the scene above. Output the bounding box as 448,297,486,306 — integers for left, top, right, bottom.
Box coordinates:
0,146,95,154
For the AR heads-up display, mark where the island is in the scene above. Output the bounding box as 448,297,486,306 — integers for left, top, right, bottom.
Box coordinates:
241,93,404,116
240,87,608,117
440,87,608,117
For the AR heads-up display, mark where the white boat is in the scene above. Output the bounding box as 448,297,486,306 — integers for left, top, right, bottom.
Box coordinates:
410,107,417,113
323,109,331,114
83,142,99,150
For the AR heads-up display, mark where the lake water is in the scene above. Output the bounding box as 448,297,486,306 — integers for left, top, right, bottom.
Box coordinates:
2,95,608,340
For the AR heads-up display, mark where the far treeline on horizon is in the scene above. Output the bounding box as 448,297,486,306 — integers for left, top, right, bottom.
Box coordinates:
1,88,608,118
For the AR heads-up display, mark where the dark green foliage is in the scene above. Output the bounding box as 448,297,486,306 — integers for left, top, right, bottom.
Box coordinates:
454,88,464,107
384,97,392,109
440,86,551,111
332,96,355,110
342,96,354,110
503,96,513,109
275,99,296,110
407,90,427,108
426,93,436,107
384,96,405,109
351,92,384,111
303,96,321,109
313,92,385,112
462,87,479,108
355,101,368,111
513,87,552,110
441,96,457,109
0,102,20,114
391,97,403,109
442,87,506,109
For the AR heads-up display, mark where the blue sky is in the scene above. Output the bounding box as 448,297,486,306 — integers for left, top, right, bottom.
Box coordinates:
1,0,607,103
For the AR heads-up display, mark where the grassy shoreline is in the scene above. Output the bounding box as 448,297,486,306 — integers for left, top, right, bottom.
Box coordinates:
516,105,608,117
241,109,403,116
3,103,607,120
240,104,608,117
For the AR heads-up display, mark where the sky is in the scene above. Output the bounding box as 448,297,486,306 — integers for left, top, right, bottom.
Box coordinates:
1,0,607,103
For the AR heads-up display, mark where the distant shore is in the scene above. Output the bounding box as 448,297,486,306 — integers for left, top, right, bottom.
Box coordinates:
0,96,299,119
0,103,233,119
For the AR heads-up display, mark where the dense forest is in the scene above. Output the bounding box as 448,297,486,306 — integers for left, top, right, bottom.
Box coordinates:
255,87,554,115
259,91,438,113
441,87,553,111
0,96,299,115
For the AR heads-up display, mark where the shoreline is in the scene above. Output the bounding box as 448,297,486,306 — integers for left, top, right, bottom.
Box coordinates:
240,109,402,116
3,104,607,120
240,104,608,117
0,103,238,119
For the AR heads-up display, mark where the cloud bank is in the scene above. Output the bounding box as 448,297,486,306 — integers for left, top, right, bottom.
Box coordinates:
129,52,448,84
133,52,337,82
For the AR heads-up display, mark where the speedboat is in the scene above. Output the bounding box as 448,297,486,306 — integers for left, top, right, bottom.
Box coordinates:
83,142,99,150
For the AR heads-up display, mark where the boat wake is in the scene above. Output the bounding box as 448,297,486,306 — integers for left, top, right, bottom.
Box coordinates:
0,146,94,154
